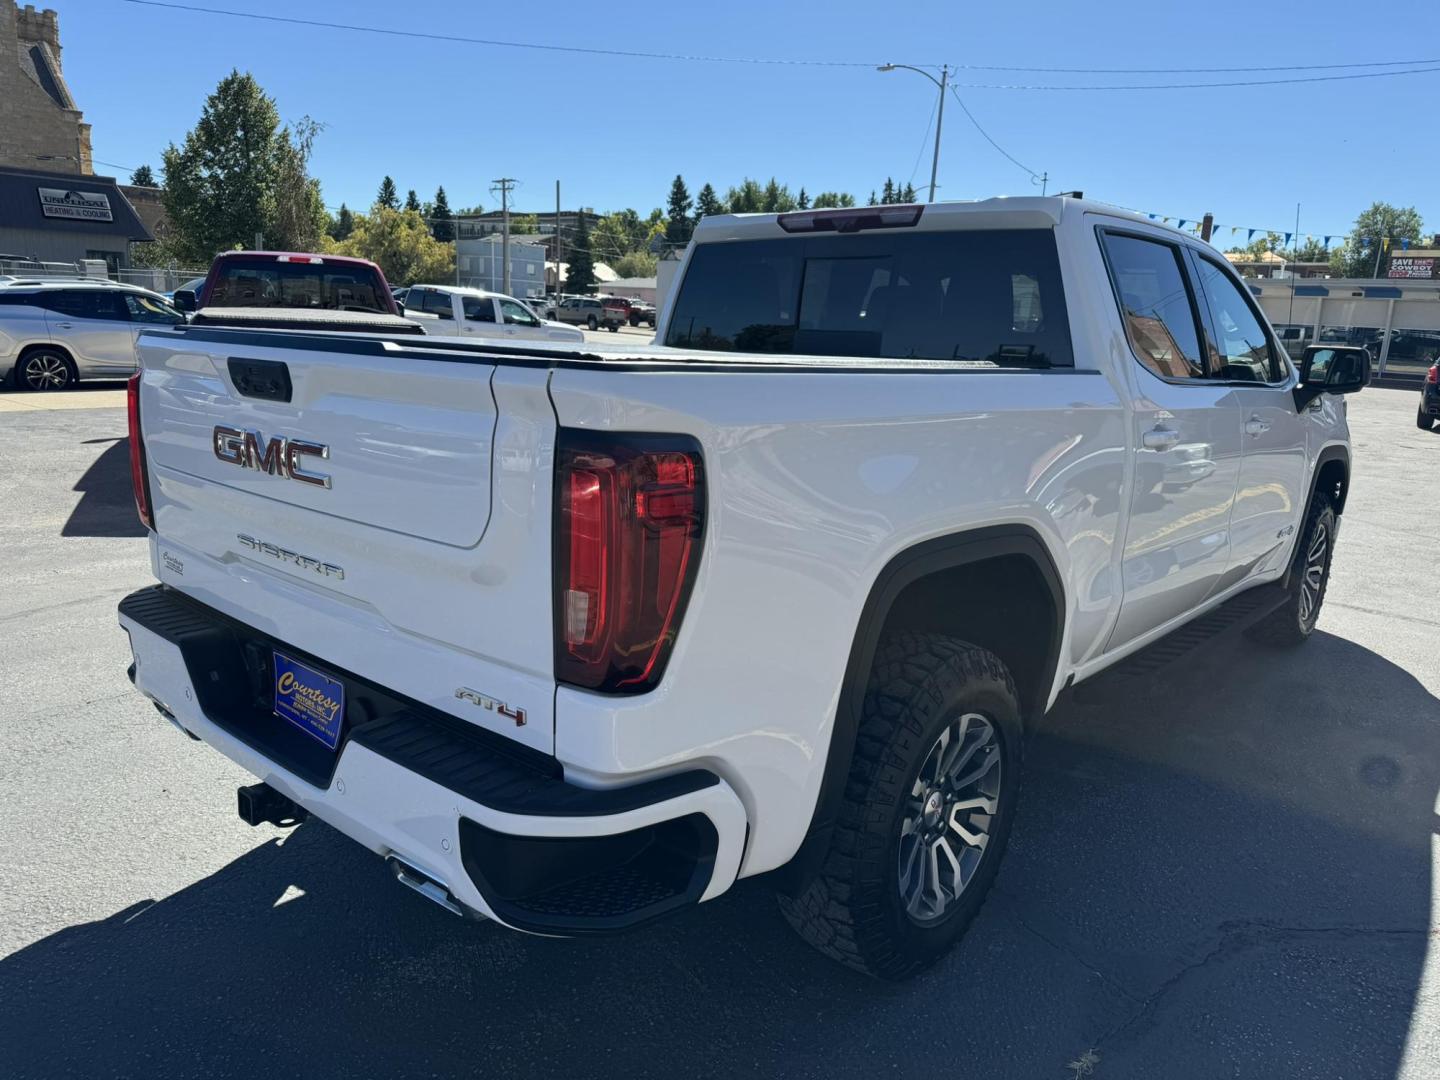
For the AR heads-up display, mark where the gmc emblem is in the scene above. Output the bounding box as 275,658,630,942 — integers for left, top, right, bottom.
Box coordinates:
213,426,331,488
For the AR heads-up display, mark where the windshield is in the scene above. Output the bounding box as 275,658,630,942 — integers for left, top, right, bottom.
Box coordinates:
664,228,1072,366
206,260,390,312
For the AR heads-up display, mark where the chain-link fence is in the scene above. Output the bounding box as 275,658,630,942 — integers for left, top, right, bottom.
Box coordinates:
0,258,207,294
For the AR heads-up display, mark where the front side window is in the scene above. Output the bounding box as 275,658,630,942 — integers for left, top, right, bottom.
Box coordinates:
665,229,1072,365
1193,257,1281,383
462,296,495,321
499,299,537,326
124,293,183,324
1100,233,1205,380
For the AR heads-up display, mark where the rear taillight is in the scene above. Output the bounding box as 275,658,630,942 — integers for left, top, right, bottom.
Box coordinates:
1428,364,1438,384
276,254,323,264
127,372,154,531
555,432,705,694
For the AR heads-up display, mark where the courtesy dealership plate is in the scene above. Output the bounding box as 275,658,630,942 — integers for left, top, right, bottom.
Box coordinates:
273,651,345,750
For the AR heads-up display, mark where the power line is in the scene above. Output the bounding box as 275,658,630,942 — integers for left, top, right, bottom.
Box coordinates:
950,64,1440,91
115,0,915,67
907,92,940,188
956,56,1440,74
947,86,1040,180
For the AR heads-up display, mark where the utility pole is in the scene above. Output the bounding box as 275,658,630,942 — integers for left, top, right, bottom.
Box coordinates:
492,177,516,295
555,180,562,299
877,64,948,203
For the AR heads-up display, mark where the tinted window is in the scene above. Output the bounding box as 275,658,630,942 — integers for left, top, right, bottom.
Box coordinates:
462,295,495,321
1194,257,1280,382
207,259,388,311
39,290,128,320
1100,234,1205,380
665,229,1072,365
423,290,455,318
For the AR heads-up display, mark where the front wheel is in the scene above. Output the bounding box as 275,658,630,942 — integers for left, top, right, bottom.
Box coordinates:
777,633,1021,979
1419,404,1433,431
1248,493,1336,645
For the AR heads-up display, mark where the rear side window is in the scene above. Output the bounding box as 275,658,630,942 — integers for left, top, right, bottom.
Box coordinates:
423,290,455,318
665,229,1073,366
1099,233,1206,380
462,295,494,321
37,290,128,320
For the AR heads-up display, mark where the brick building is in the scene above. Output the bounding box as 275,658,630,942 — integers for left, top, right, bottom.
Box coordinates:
0,2,92,175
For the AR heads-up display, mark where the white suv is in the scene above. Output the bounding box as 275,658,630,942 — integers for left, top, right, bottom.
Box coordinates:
403,285,583,343
0,282,185,390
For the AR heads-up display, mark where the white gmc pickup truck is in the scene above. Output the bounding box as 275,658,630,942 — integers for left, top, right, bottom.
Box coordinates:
118,197,1368,979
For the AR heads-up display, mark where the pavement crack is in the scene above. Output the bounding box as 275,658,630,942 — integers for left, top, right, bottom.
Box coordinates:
994,892,1143,1006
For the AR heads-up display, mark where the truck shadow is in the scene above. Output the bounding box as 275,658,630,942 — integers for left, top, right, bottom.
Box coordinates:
1,629,1435,1079
60,437,148,538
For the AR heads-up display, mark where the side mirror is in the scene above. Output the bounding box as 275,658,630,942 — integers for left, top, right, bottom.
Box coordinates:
1294,345,1370,409
173,289,197,312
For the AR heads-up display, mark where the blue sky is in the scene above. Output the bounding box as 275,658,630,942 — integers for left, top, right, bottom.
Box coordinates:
58,0,1440,241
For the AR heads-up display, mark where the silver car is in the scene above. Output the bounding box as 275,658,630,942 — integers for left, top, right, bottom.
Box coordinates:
0,282,185,390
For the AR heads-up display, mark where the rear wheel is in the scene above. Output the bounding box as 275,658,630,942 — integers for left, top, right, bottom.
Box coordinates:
1419,404,1433,431
777,633,1022,979
587,315,598,330
16,347,75,391
1249,493,1336,646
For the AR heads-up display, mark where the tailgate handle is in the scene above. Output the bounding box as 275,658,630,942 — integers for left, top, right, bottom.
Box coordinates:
228,357,293,403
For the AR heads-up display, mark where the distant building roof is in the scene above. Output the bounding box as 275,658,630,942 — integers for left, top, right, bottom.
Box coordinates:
604,277,657,291
1225,249,1287,265
0,165,151,240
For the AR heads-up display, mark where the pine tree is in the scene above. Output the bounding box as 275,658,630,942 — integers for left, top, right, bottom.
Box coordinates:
376,176,399,211
881,178,896,205
665,174,693,244
566,213,597,294
329,202,355,241
404,189,421,213
901,182,918,203
796,188,810,210
868,190,877,206
693,183,725,224
129,164,156,186
431,186,454,242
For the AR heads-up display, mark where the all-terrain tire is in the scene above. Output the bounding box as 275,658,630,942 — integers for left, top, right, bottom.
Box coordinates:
1419,405,1433,431
777,633,1023,980
1248,493,1336,646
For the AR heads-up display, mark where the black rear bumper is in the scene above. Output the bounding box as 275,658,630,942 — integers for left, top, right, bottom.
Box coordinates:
119,585,722,933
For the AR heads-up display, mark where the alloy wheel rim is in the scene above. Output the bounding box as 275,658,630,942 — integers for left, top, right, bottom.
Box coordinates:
1298,521,1328,626
25,353,68,389
898,712,1003,924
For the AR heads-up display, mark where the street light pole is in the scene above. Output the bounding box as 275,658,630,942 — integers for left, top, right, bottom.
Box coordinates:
877,63,949,203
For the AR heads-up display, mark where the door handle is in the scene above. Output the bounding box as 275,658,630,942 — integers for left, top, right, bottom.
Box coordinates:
1244,415,1271,437
54,321,73,328
1141,426,1181,450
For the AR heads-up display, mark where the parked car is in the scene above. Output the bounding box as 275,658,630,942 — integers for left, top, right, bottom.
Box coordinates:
1419,359,1440,429
118,196,1364,980
173,251,423,335
624,298,657,328
0,281,184,390
553,295,621,331
527,295,556,319
402,285,584,343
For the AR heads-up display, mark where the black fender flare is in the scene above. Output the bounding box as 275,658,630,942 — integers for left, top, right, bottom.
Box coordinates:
774,524,1065,891
1283,444,1350,588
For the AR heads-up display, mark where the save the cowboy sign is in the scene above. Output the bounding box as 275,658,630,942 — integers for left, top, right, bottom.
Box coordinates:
37,187,114,223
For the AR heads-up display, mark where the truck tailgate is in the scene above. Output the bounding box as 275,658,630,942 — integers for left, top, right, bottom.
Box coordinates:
136,330,559,754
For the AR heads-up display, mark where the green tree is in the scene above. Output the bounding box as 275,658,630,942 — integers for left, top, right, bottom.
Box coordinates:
161,70,283,262
328,207,453,286
694,183,725,223
129,164,156,187
796,187,810,210
1287,237,1331,262
566,213,597,293
761,177,797,213
880,178,896,205
725,178,765,213
404,189,421,212
613,251,658,278
867,190,877,206
510,213,539,234
1225,232,1282,258
900,182,917,203
328,202,355,241
430,186,454,242
811,191,855,209
1330,202,1425,277
376,175,399,211
268,116,328,252
665,174,693,243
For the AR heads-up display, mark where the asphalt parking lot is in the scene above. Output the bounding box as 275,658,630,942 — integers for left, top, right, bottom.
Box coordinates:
1,383,1436,1079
